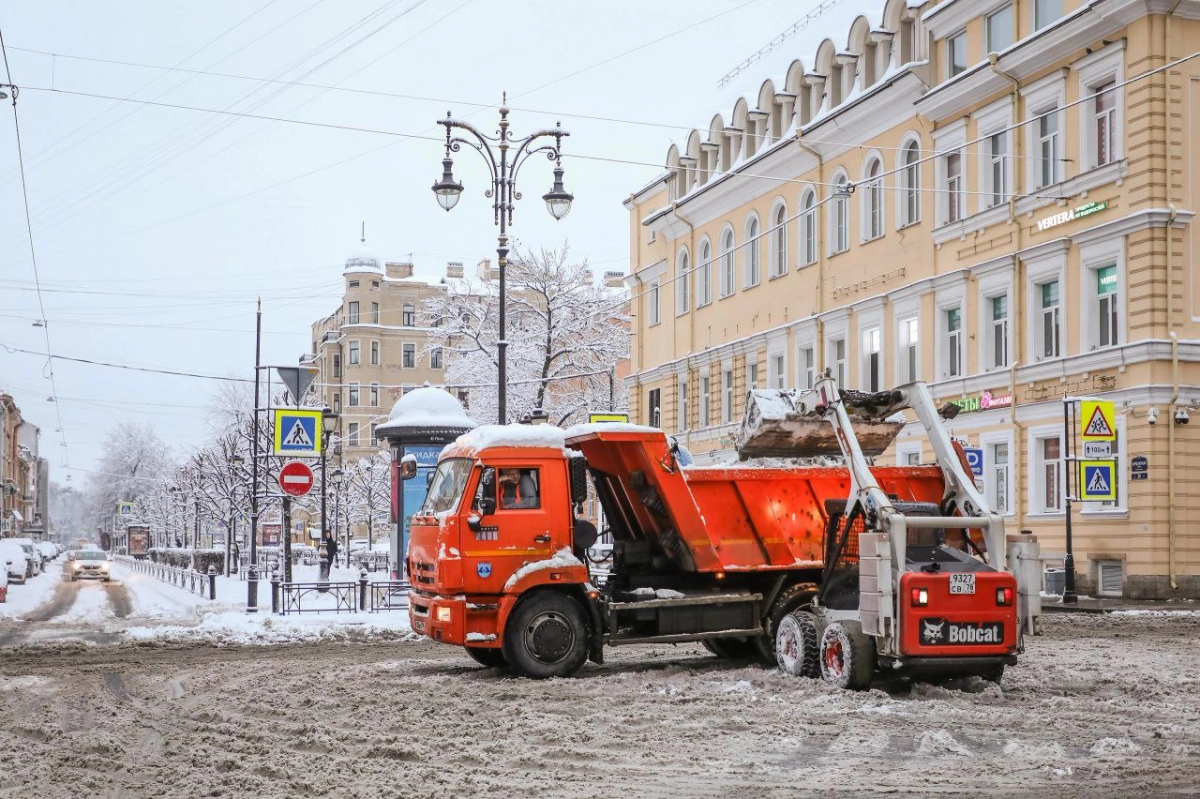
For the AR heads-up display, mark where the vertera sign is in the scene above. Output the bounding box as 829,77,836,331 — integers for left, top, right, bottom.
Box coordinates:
1037,201,1108,232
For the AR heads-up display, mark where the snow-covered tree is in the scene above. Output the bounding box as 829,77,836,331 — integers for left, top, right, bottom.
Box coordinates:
340,451,391,549
86,421,172,530
418,244,629,425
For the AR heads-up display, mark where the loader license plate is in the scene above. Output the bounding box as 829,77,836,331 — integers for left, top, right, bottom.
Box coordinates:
949,574,976,595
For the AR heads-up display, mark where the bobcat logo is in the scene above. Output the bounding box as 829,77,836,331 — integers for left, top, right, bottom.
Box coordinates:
922,618,946,644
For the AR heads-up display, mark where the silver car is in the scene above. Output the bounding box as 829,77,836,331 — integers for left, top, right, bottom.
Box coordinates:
64,550,112,582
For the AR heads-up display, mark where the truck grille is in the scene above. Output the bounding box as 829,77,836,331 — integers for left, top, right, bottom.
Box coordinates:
413,560,435,586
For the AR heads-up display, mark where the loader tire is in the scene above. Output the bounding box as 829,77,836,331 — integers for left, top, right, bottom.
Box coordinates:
819,620,875,691
464,646,508,669
755,583,817,664
502,591,589,679
776,610,820,678
703,637,759,660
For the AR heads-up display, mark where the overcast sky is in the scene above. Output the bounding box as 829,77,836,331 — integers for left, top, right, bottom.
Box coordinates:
0,0,863,479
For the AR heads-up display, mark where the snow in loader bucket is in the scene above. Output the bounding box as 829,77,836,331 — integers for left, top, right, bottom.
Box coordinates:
735,387,906,459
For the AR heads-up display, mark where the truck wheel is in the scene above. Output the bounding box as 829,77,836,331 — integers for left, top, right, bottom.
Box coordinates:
464,647,508,669
776,611,819,678
502,592,589,679
703,637,758,660
755,583,817,664
819,621,875,691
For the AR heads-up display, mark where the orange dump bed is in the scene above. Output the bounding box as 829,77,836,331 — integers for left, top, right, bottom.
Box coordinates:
567,428,947,574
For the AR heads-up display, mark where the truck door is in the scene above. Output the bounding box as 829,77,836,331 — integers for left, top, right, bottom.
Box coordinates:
462,464,562,594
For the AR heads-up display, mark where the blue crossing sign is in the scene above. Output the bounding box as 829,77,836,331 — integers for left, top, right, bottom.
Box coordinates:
273,408,323,457
1079,460,1116,501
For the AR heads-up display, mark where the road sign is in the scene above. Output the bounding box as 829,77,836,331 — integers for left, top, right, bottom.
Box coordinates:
963,447,983,477
1079,460,1116,501
278,461,315,497
117,502,134,517
275,366,319,405
589,412,630,423
1081,400,1116,441
273,408,323,457
1083,441,1112,458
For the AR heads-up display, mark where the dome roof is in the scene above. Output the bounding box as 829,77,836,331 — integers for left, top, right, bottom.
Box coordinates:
375,385,477,442
343,241,381,274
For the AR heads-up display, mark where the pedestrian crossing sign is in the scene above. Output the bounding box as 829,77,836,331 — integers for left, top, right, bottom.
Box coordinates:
273,409,323,457
1080,399,1116,441
1079,460,1116,501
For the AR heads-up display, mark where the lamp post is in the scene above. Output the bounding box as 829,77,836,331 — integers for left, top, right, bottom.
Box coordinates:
330,467,344,567
431,96,574,424
319,407,338,581
229,453,245,575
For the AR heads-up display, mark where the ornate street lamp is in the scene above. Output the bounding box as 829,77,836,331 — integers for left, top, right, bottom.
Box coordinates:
319,407,338,580
330,467,345,567
431,94,573,423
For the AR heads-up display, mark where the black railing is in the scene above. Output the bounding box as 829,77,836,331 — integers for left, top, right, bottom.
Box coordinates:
369,581,411,612
277,580,359,615
115,555,216,600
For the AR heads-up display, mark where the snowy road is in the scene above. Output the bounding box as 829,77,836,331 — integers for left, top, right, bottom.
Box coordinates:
1,610,1199,798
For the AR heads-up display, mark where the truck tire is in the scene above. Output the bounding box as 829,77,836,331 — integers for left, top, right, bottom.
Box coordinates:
776,610,820,678
755,583,817,664
819,621,875,691
502,592,589,679
464,647,508,669
703,637,759,660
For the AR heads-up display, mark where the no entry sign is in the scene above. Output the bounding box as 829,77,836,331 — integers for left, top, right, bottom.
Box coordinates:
278,460,315,497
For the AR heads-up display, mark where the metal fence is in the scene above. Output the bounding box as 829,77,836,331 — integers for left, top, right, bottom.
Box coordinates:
270,571,411,615
369,581,411,612
115,555,217,600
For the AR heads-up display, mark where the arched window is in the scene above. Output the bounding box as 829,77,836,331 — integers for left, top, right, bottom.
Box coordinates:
744,216,761,287
830,174,850,254
801,189,818,266
720,228,736,298
863,158,884,241
770,202,788,277
900,139,921,227
697,240,712,306
675,248,690,315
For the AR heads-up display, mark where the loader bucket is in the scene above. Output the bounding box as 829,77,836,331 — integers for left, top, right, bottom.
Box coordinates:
736,388,905,459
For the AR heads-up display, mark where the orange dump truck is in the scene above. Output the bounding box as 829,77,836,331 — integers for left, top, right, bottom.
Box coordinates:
407,378,1040,687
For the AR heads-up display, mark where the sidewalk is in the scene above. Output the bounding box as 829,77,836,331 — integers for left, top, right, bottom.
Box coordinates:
1041,595,1200,614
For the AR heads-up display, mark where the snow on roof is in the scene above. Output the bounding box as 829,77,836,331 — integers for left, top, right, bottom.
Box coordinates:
562,421,663,439
375,385,477,437
343,241,382,274
454,423,568,452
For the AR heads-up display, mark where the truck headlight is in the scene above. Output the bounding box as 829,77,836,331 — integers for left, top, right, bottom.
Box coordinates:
436,607,452,623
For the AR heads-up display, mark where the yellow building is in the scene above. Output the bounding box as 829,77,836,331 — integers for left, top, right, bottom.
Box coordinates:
625,0,1200,598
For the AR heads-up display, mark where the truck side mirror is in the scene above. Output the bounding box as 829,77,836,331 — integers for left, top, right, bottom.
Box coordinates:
398,455,418,481
479,467,497,516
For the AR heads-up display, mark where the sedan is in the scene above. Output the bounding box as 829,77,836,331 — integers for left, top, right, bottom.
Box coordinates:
64,550,112,582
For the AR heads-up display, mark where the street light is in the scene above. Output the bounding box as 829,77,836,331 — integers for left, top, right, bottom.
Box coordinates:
320,407,338,579
330,467,345,567
229,453,245,574
432,95,573,424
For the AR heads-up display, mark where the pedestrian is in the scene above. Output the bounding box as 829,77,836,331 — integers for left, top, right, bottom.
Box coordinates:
323,532,338,570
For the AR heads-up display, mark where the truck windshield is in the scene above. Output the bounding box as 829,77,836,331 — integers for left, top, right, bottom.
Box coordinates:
422,458,474,514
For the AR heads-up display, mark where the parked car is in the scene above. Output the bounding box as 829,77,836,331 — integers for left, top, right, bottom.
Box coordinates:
64,549,112,582
11,538,42,575
0,540,33,583
37,541,57,564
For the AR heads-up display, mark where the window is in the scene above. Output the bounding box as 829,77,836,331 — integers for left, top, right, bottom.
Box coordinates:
989,442,1011,513
831,177,849,254
900,141,921,226
989,295,1009,369
678,379,689,431
770,204,788,277
648,280,661,325
1095,265,1120,349
697,241,712,305
746,361,759,391
348,340,360,366
349,384,360,406
370,385,379,406
402,343,416,368
1037,436,1062,512
1039,281,1061,359
722,369,734,423
862,327,881,392
1035,108,1060,187
676,250,690,314
863,160,884,241
899,316,919,383
370,423,377,441
1093,81,1117,168
945,152,963,223
720,229,736,297
1034,0,1062,30
831,338,847,388
348,423,360,447
700,376,711,427
947,30,967,78
945,308,962,378
771,354,785,389
986,4,1013,53
402,304,415,326
332,353,342,379
744,218,761,287
348,280,359,289
431,347,443,369
370,340,380,366
498,468,541,510
647,388,661,427
372,280,379,288
800,347,815,389
333,393,341,413
987,132,1008,207
801,190,818,265
348,301,360,325
371,302,380,324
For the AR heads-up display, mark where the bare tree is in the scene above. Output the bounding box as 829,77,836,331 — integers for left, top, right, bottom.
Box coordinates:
419,244,629,425
86,421,172,531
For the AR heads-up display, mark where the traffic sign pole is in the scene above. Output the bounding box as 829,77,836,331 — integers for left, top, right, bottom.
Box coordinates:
1063,398,1077,604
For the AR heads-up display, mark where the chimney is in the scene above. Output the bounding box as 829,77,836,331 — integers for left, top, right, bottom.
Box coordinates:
445,261,464,279
603,270,626,288
477,258,494,281
386,261,414,279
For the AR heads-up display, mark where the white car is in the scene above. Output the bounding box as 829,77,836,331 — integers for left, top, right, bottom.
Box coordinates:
64,549,112,582
0,540,33,583
37,541,57,563
10,538,42,575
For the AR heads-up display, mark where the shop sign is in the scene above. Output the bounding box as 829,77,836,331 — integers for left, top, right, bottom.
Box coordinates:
948,391,1013,414
1131,455,1148,481
1037,201,1108,232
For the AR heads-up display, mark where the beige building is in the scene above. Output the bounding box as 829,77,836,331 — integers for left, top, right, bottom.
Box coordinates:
625,0,1200,598
308,243,457,462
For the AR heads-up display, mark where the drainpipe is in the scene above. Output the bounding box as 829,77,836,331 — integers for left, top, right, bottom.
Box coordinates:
1169,330,1178,590
991,52,1026,531
796,138,826,371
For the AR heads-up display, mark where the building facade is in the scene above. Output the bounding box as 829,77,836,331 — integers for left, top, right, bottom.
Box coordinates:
1,392,49,539
625,0,1200,598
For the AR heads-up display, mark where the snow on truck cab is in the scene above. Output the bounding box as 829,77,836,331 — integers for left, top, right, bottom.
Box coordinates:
405,376,1041,688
